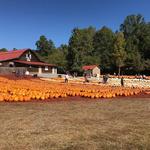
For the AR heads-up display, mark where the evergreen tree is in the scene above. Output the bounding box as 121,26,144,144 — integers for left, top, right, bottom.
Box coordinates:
36,35,55,57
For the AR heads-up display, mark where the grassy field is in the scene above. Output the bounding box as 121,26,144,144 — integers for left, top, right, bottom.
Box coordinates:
0,98,150,150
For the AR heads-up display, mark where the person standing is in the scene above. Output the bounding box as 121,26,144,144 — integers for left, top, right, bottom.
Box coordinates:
121,77,124,87
65,73,69,83
103,75,106,83
83,73,89,83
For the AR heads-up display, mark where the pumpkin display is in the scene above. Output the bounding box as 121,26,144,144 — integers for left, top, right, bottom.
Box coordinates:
0,77,146,102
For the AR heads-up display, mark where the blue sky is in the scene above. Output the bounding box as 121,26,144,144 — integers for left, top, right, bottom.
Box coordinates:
0,0,149,50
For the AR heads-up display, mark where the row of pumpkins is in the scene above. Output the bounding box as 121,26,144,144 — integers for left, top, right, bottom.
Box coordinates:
0,77,146,102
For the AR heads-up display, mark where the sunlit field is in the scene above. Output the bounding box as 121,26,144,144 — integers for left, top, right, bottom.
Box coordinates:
0,97,150,150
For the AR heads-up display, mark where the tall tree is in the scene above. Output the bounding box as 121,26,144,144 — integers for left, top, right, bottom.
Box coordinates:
120,14,145,39
112,32,126,75
67,27,96,72
120,14,150,73
36,35,55,57
138,23,150,59
93,26,115,72
120,14,145,54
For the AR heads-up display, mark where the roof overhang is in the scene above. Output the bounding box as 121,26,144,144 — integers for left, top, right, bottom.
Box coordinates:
14,60,57,67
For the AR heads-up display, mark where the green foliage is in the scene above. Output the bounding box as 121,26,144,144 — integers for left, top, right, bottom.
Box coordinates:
48,44,68,70
120,14,145,39
138,23,150,59
13,48,17,51
36,35,55,57
112,32,126,75
144,59,150,70
93,26,115,71
82,55,100,65
120,14,150,74
67,26,96,72
0,48,7,52
35,14,150,75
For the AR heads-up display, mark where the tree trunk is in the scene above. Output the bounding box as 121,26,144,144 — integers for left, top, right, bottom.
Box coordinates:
118,66,121,76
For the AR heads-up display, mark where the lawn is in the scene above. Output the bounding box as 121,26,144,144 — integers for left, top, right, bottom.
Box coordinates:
0,97,150,150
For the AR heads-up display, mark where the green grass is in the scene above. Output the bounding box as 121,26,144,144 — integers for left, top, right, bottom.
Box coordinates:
0,98,150,150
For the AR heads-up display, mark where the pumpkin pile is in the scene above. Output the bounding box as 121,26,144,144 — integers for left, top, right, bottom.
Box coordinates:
110,75,150,80
0,77,144,102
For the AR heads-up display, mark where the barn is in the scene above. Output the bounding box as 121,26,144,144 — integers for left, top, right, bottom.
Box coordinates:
0,49,57,75
82,65,100,76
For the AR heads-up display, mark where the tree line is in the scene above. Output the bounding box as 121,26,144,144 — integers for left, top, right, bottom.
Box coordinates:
1,14,150,75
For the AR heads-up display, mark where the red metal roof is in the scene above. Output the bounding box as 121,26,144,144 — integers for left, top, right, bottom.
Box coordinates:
14,60,56,67
82,65,98,70
0,49,28,61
